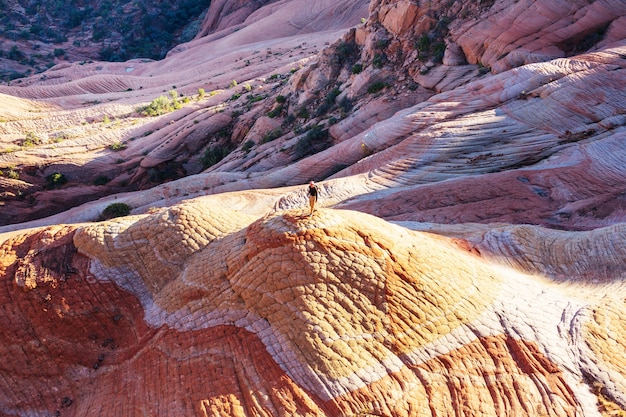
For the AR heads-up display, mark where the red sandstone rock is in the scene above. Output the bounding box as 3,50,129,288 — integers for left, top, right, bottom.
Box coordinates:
1,207,625,415
1,0,626,415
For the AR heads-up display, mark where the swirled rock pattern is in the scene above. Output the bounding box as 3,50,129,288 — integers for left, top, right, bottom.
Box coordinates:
1,205,625,416
1,0,626,415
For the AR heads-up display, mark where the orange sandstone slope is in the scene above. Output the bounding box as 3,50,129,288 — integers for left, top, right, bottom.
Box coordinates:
1,205,625,416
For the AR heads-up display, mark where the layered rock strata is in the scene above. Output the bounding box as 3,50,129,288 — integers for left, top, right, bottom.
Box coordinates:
1,204,624,416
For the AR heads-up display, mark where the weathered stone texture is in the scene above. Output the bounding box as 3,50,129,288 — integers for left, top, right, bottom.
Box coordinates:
1,206,625,415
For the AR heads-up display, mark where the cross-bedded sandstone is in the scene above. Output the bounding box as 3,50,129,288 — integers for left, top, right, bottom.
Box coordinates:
1,204,624,415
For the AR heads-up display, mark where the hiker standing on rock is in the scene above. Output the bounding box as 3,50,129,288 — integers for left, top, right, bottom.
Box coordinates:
308,181,319,216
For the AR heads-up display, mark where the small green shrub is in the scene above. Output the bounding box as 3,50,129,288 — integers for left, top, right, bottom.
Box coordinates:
247,94,264,103
297,107,309,119
376,39,390,49
432,41,446,63
351,63,363,74
109,142,127,151
1,167,20,179
261,128,283,144
339,96,353,113
21,132,43,147
275,95,286,104
334,40,359,65
101,202,132,220
367,81,388,94
415,35,430,52
242,140,255,153
141,96,172,116
372,53,386,69
197,87,205,99
201,146,231,169
305,124,327,142
267,105,284,118
45,172,67,189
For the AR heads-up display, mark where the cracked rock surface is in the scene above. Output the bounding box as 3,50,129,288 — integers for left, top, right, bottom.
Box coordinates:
1,205,624,416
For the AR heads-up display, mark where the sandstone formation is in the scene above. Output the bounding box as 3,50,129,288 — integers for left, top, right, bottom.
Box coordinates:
1,0,626,415
1,205,626,416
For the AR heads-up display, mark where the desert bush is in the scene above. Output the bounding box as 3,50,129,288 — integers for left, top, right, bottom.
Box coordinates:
261,128,283,144
339,96,353,113
372,53,386,69
297,107,310,119
45,172,67,189
0,167,19,179
367,81,388,94
201,145,231,169
109,141,127,151
101,202,132,220
141,96,171,116
20,131,43,147
242,140,255,153
334,40,359,65
267,105,284,118
295,124,328,159
140,90,181,116
93,175,111,186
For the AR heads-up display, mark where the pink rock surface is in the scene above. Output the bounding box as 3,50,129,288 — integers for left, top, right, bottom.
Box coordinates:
1,0,626,415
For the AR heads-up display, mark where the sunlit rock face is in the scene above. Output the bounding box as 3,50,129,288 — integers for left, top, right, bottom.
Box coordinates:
1,204,625,416
1,0,626,415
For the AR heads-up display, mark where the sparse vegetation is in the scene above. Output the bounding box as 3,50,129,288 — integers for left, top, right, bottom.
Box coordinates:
45,172,67,189
20,132,43,147
109,141,127,151
367,81,388,94
261,128,283,144
140,90,182,116
0,167,20,180
372,53,386,69
100,202,132,220
0,0,212,80
414,16,449,63
295,124,329,159
93,175,111,186
333,40,359,66
297,107,310,119
315,87,342,117
267,105,284,118
201,145,232,169
242,140,255,153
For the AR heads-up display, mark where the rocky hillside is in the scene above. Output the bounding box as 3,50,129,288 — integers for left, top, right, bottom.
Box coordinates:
1,0,626,415
0,0,210,81
1,204,626,416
